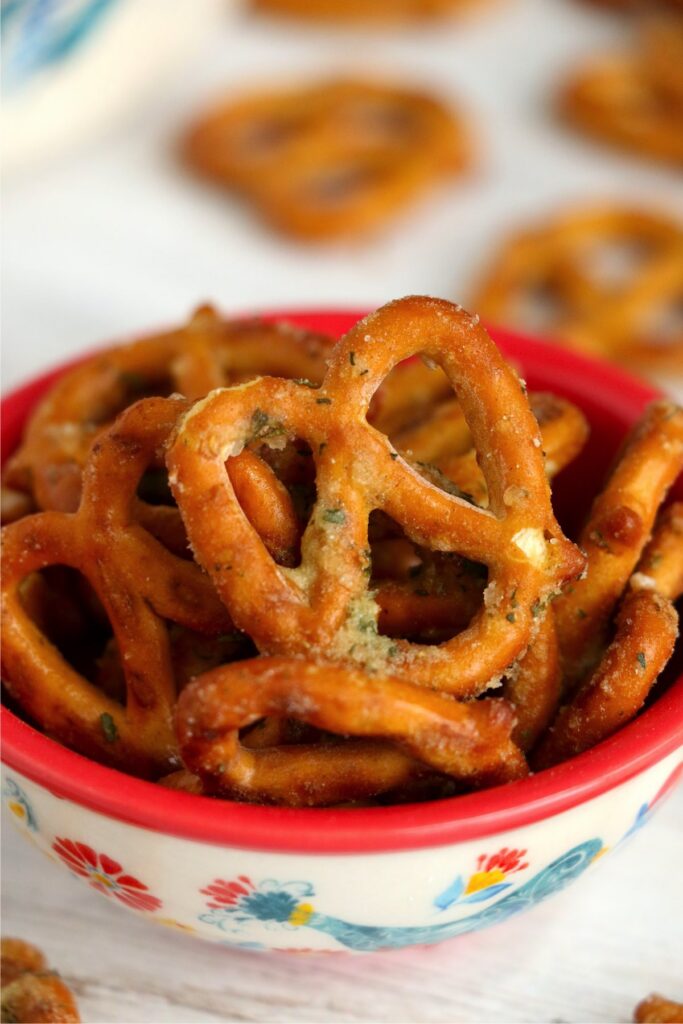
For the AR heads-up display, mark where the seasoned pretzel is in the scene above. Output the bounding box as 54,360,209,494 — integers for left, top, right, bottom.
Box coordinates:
3,304,333,513
175,655,527,806
1,398,234,776
1,938,80,1023
252,0,490,23
503,609,562,751
471,205,683,375
168,296,584,695
634,994,683,1023
554,401,683,685
533,587,678,768
182,79,470,241
559,18,683,168
633,502,683,600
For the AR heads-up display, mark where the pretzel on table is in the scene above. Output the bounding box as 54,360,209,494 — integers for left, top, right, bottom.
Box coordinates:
558,18,683,168
182,79,470,240
471,205,683,376
1,938,80,1024
634,994,683,1023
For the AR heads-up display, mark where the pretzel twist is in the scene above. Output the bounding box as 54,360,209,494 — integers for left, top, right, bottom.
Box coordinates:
183,80,469,240
633,502,683,601
168,296,584,695
175,655,527,806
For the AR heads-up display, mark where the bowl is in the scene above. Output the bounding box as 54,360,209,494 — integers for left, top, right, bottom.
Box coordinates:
2,309,682,953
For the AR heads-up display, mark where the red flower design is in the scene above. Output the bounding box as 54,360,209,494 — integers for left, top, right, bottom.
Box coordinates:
52,838,161,912
476,847,528,875
201,875,254,909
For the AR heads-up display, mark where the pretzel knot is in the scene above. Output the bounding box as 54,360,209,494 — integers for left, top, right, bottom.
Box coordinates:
1,397,233,777
168,296,584,695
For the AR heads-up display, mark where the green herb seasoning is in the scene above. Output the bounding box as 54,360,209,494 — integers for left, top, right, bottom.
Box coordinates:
323,508,346,524
636,651,647,670
100,713,118,743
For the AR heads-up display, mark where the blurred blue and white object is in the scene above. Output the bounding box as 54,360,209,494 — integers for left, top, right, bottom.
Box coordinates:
1,0,228,173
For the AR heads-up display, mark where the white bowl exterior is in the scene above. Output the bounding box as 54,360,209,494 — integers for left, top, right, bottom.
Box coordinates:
3,751,681,953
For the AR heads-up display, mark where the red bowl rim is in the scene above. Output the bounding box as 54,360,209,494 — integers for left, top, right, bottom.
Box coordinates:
2,307,682,854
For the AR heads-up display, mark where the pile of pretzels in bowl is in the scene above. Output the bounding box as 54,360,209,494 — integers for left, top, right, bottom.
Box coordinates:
2,296,682,808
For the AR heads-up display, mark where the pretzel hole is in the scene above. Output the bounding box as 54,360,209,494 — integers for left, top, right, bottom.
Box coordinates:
90,371,176,428
340,99,420,144
513,279,567,335
137,468,175,506
303,162,385,205
234,117,303,159
19,567,115,690
582,238,654,290
637,295,683,346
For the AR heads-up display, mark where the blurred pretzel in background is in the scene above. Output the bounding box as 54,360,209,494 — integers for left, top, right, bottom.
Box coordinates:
251,0,492,23
634,994,683,1023
559,16,683,167
471,205,683,377
182,79,470,240
1,938,80,1023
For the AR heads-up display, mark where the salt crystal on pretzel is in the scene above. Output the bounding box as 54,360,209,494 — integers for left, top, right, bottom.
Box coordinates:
168,296,584,695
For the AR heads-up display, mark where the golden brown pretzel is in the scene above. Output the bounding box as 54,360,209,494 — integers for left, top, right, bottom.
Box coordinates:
168,296,584,696
1,938,80,1023
175,655,527,806
559,18,683,168
554,401,683,685
3,304,333,513
633,502,683,600
503,609,562,751
634,994,683,1023
1,398,233,776
182,79,470,241
251,0,491,23
533,587,678,768
471,205,683,376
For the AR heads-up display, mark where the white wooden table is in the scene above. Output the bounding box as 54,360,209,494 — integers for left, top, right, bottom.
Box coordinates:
2,1,682,1021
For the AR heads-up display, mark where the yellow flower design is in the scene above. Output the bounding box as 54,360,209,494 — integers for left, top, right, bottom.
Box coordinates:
8,801,26,820
464,868,506,894
289,902,314,927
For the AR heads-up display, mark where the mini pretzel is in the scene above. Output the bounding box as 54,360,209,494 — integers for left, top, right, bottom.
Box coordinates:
554,401,683,686
3,304,333,513
182,79,470,241
175,655,527,806
168,296,584,696
633,502,683,600
559,19,683,168
251,0,490,23
471,206,683,375
532,587,678,768
503,610,562,752
1,398,234,776
1,938,80,1023
634,995,683,1023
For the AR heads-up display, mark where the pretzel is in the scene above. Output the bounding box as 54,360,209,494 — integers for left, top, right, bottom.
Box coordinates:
175,655,527,806
251,0,490,22
168,296,584,696
1,398,235,776
579,0,683,11
503,609,562,751
633,502,683,600
471,206,683,375
1,938,80,1023
182,79,470,241
634,995,683,1023
533,587,678,768
3,304,333,513
559,19,683,168
554,401,683,686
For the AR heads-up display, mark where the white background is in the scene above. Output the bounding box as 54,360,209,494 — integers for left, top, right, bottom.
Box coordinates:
2,1,682,1021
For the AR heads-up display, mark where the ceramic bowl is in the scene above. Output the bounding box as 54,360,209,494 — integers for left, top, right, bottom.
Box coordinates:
2,310,682,953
